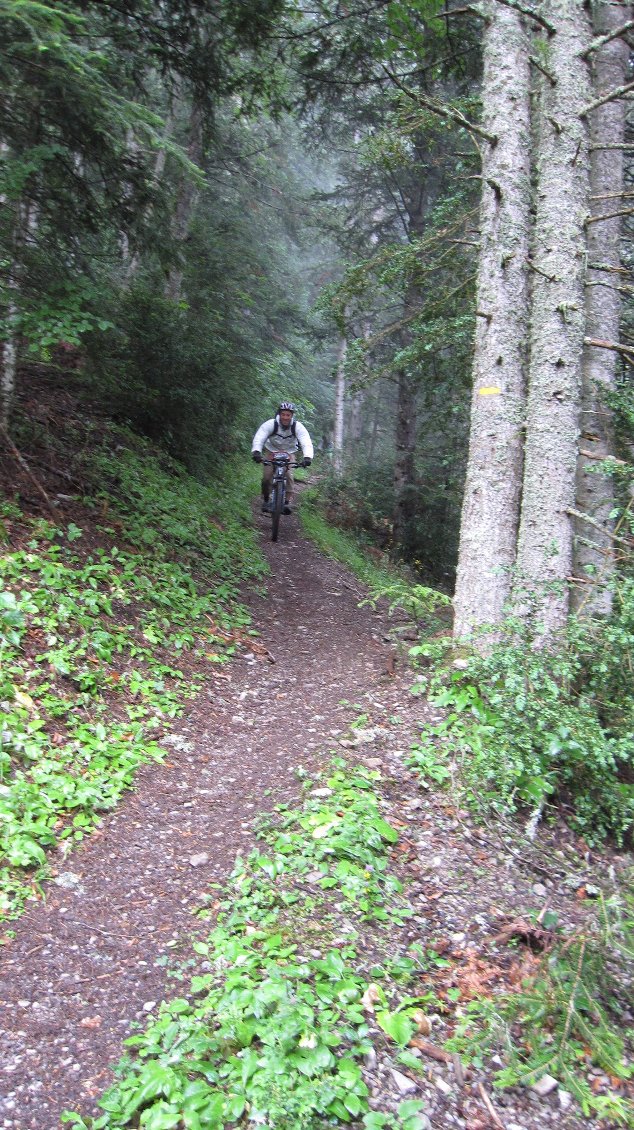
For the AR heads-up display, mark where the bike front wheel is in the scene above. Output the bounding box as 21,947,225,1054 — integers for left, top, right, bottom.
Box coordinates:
271,481,283,541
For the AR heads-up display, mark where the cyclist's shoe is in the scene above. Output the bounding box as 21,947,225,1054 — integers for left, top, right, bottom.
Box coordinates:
283,505,292,515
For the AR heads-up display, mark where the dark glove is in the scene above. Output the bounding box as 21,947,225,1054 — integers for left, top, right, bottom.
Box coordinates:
301,457,312,468
252,451,262,463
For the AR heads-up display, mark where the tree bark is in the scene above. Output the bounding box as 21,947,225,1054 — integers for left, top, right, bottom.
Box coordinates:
333,336,347,475
164,101,203,304
572,0,631,616
514,0,593,641
392,363,417,554
1,198,38,431
453,1,531,642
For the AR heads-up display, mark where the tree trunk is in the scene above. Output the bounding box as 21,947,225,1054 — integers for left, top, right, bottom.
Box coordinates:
1,198,38,431
333,336,346,475
124,117,172,285
453,1,532,642
392,365,417,554
164,101,203,304
514,0,592,641
572,0,631,616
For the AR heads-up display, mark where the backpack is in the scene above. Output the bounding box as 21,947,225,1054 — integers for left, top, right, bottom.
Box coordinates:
272,418,297,438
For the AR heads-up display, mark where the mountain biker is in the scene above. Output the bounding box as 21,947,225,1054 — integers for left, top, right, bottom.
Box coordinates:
251,402,314,514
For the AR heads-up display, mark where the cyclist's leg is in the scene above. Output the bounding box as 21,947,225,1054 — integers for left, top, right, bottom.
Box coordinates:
284,465,295,512
262,462,273,502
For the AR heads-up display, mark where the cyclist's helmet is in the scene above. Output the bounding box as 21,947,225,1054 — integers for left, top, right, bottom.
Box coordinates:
278,401,295,414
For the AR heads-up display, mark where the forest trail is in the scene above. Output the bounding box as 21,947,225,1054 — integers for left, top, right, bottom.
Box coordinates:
0,505,432,1129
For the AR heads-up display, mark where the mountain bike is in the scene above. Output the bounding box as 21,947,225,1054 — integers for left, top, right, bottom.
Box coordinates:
262,453,297,542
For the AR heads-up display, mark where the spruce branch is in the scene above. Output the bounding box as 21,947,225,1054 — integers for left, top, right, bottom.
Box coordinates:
491,0,556,35
580,79,634,119
590,143,634,151
529,54,557,85
381,65,498,145
582,19,634,59
585,206,634,224
583,336,634,363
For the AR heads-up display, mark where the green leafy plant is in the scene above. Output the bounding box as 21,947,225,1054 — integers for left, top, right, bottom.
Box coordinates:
62,763,431,1129
0,441,267,919
410,610,634,844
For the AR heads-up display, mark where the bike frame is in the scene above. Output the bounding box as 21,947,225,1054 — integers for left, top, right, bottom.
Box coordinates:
263,454,297,542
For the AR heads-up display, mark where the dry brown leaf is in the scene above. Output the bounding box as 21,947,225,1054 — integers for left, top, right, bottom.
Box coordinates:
361,983,382,1013
411,1009,432,1035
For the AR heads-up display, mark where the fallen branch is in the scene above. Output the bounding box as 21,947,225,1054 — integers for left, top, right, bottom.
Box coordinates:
410,1037,454,1064
477,1081,507,1129
0,424,57,517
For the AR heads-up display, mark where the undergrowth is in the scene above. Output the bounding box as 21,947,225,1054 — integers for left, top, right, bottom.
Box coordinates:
0,439,267,921
62,761,433,1130
299,491,449,638
446,886,634,1126
407,597,634,847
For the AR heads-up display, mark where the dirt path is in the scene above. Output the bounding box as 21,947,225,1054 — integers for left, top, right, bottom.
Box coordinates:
0,508,430,1129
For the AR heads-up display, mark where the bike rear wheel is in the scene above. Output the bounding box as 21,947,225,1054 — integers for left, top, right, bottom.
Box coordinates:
271,482,284,541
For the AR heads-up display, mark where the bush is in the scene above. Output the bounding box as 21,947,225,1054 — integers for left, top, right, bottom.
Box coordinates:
410,601,634,845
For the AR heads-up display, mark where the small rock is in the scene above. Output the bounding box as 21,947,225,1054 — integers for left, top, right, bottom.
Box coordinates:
189,853,209,867
310,788,333,797
558,1089,573,1110
434,1075,452,1096
530,1073,558,1097
142,1001,156,1012
390,1068,417,1095
53,871,82,890
532,883,548,899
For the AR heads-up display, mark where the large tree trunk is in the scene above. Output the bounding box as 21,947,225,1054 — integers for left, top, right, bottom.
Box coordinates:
1,198,39,430
123,117,172,286
514,1,592,641
452,2,531,642
164,101,203,304
572,0,631,616
392,364,417,554
333,336,347,476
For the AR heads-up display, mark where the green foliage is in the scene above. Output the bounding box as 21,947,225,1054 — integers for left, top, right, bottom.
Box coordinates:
0,440,265,919
408,602,634,844
62,763,427,1130
86,430,265,589
299,489,398,589
362,579,450,630
447,887,634,1125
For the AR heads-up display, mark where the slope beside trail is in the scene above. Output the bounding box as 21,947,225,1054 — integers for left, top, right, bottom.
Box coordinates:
0,507,432,1129
0,506,620,1130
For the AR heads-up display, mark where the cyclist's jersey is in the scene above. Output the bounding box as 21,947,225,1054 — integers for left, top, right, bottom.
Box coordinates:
252,416,314,459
